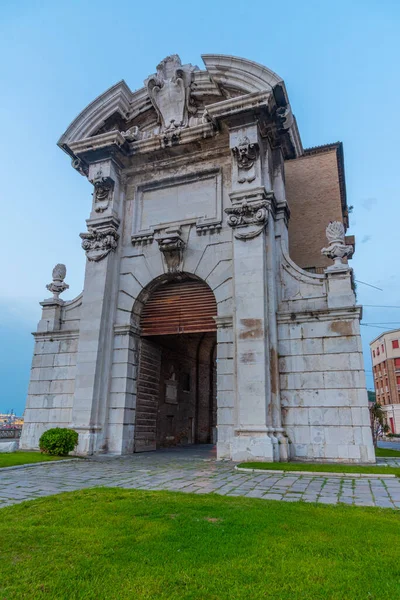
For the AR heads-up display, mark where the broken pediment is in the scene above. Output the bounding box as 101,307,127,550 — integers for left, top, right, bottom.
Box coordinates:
58,54,303,165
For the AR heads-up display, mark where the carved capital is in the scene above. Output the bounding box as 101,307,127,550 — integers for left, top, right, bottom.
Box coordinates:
80,216,120,262
157,226,185,272
225,198,269,240
90,168,114,213
321,221,353,270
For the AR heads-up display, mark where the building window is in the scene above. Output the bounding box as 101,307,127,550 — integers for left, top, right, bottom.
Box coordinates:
395,358,400,369
373,350,376,358
393,340,399,349
397,376,400,386
382,344,385,353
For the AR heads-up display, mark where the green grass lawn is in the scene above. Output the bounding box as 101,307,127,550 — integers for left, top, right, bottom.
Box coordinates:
376,447,400,457
0,451,71,469
1,489,400,599
237,461,400,476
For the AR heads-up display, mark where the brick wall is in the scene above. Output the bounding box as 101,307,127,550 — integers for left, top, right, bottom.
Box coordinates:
285,147,345,270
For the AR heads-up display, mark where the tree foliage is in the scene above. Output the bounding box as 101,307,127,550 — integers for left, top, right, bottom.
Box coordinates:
369,402,389,447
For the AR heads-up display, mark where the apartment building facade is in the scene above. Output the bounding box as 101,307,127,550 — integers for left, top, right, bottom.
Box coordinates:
371,329,400,433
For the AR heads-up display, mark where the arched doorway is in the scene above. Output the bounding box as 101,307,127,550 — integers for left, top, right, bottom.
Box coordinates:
134,278,217,452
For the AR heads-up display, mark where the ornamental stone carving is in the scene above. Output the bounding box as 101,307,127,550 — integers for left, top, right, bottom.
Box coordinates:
157,226,185,272
80,217,120,262
231,136,259,184
321,221,353,269
146,55,197,133
71,156,88,177
225,199,268,240
90,168,114,213
276,106,294,131
121,125,139,142
46,264,69,299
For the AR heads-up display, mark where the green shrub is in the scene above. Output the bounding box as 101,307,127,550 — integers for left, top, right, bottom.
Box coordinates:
39,428,78,456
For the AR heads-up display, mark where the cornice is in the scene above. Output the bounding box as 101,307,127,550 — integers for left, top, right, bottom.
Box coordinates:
33,330,80,341
58,54,304,167
277,306,362,324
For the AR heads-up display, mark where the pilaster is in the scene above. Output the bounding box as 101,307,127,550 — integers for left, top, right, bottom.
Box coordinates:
226,122,274,462
71,159,125,454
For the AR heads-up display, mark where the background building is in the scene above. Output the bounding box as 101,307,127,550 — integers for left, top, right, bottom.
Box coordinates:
371,329,400,433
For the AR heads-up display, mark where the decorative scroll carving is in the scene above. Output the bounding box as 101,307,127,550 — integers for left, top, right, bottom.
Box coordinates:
71,156,88,177
80,217,120,262
121,126,139,142
231,136,259,184
147,55,197,133
225,199,268,240
90,169,114,213
276,106,294,131
321,221,353,269
46,264,69,299
157,226,185,272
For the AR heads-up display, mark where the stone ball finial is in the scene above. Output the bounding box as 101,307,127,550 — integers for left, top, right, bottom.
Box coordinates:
46,264,69,299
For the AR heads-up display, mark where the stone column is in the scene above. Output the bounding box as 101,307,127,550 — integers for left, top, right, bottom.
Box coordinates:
226,123,274,461
71,159,124,454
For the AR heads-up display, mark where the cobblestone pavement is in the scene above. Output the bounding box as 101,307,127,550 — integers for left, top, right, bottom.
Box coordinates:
1,446,400,510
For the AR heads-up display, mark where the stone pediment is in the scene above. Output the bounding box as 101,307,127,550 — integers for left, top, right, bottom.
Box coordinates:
58,54,303,169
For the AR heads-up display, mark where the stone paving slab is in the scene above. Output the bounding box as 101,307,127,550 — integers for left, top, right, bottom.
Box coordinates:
1,446,400,510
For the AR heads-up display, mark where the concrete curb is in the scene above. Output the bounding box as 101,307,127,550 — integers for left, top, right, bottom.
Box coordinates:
0,459,78,473
234,466,396,479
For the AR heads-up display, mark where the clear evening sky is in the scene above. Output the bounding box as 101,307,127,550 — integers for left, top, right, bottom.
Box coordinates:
1,0,399,415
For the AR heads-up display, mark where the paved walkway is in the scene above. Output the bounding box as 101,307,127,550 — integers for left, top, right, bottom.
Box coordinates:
1,445,400,510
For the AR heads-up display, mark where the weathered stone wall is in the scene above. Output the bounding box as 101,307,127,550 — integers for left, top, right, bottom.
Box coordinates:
20,297,81,450
279,316,373,462
20,335,77,450
277,244,374,463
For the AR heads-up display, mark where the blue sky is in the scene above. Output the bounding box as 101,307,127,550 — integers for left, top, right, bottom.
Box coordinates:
1,0,399,415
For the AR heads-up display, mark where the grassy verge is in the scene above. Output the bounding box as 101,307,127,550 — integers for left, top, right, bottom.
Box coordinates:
1,489,400,599
237,461,400,476
376,447,400,457
0,451,71,469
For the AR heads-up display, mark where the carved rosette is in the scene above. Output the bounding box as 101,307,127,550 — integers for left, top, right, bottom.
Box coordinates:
321,221,353,269
157,226,185,272
46,264,69,299
146,55,197,134
225,199,268,240
80,217,120,262
90,169,114,213
231,136,259,184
